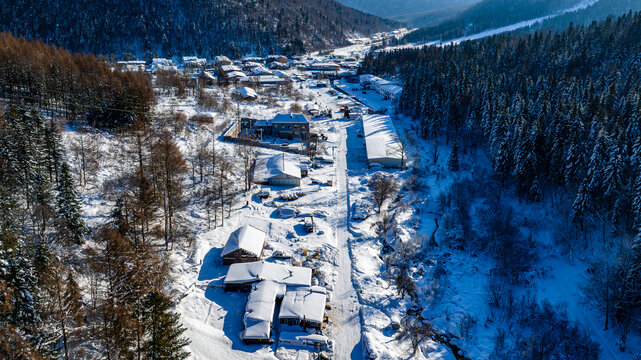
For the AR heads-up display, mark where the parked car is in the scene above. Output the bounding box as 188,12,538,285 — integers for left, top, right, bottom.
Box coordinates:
257,191,270,199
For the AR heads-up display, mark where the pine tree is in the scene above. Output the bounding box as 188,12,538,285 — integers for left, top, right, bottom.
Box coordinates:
55,162,86,245
572,181,591,231
141,292,190,360
447,140,459,172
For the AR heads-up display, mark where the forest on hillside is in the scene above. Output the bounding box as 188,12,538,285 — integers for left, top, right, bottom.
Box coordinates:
0,33,154,130
402,0,579,43
361,9,641,350
0,0,395,59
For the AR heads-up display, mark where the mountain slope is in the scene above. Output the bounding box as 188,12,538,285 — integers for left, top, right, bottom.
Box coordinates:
533,0,641,31
0,0,397,58
337,0,479,20
403,0,581,43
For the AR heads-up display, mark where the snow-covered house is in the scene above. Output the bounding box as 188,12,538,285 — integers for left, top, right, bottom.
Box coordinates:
267,55,288,64
240,75,287,86
224,71,247,81
362,114,403,168
183,56,207,68
307,62,340,71
116,60,146,72
196,71,216,86
359,74,377,86
279,286,327,330
150,59,178,73
214,55,232,66
241,281,286,344
254,153,302,187
224,261,312,292
233,87,258,100
221,225,266,265
271,113,310,140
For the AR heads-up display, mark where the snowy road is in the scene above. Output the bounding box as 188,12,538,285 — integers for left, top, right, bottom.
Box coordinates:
330,124,363,360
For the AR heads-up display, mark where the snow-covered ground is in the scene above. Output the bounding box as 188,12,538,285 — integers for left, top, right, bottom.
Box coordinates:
65,29,641,358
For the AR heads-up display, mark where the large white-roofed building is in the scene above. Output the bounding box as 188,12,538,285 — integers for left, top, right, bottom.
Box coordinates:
224,261,312,292
221,225,266,265
362,114,403,168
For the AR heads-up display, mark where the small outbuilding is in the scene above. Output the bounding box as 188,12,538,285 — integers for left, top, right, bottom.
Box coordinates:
221,225,266,265
234,87,258,101
254,153,302,187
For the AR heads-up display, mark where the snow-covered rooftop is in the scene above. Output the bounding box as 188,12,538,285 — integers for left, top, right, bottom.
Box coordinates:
234,87,258,99
225,71,246,79
242,281,286,340
279,286,327,323
254,153,302,183
224,261,312,287
272,113,309,124
221,225,266,258
362,114,402,165
221,65,241,73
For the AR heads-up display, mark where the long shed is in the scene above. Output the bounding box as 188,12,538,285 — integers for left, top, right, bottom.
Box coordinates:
362,114,403,168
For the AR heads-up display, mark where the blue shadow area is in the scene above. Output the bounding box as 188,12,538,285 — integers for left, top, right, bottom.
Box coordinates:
204,286,271,353
345,121,368,172
198,247,226,281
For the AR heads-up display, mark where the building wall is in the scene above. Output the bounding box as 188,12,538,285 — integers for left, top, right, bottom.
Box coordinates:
269,175,301,186
222,249,261,265
369,157,402,168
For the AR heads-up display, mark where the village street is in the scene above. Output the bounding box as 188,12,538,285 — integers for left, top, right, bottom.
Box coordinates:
329,125,363,359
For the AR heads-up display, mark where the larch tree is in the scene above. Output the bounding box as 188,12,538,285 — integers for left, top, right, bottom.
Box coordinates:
150,131,187,251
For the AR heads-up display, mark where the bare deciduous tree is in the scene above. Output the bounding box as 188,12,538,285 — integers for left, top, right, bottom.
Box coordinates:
369,175,399,214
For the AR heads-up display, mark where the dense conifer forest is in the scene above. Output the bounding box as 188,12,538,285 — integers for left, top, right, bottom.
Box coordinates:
360,10,641,342
0,0,396,58
402,0,578,43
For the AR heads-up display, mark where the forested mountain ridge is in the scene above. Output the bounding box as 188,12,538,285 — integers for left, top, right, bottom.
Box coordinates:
0,0,397,58
532,0,641,33
336,0,478,21
361,10,641,347
402,0,584,43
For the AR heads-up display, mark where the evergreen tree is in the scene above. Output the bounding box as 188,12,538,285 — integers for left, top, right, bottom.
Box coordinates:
141,292,190,360
55,162,86,245
447,140,460,172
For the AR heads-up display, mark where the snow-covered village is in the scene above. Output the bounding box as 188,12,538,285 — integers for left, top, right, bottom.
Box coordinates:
1,1,641,360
